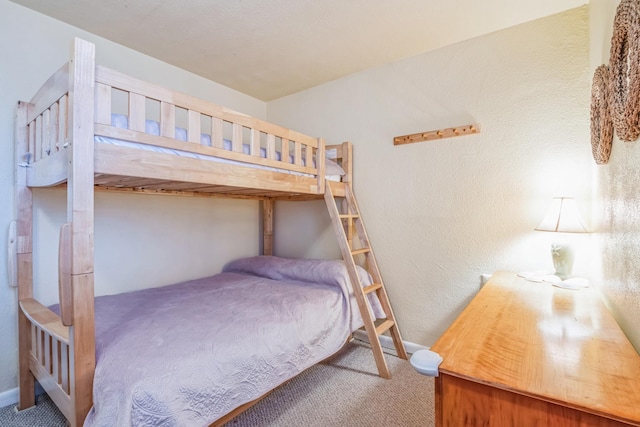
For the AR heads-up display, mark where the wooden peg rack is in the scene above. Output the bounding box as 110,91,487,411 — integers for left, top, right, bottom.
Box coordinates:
394,124,480,146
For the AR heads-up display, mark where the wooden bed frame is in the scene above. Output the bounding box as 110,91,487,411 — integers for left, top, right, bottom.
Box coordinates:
13,38,354,426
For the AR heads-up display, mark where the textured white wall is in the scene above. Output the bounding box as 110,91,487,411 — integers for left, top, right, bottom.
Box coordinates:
0,1,266,394
0,0,607,400
590,0,640,352
268,7,591,346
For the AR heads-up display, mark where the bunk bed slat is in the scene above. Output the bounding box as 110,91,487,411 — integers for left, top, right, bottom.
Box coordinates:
250,128,260,156
212,117,224,148
58,95,68,150
129,93,146,132
44,331,52,376
34,327,42,364
61,343,70,394
294,141,302,165
305,142,313,170
266,134,276,160
28,121,35,163
196,187,272,196
52,339,60,385
95,186,282,200
34,115,42,161
42,109,51,157
30,324,36,358
281,138,289,164
161,102,175,138
232,123,243,152
36,327,42,363
50,102,60,153
127,181,219,191
188,110,200,143
95,84,111,125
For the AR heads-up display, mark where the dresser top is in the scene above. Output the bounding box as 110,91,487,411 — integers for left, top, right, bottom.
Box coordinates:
430,271,640,425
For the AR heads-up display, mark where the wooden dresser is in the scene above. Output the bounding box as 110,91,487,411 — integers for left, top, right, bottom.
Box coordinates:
430,271,640,426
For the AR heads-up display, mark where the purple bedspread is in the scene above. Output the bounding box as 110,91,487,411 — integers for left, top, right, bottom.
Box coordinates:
67,256,383,426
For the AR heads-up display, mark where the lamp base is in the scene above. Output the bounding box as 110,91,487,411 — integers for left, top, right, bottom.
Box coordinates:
550,242,574,280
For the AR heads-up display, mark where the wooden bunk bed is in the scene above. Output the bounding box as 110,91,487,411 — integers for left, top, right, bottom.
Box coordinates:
12,38,407,426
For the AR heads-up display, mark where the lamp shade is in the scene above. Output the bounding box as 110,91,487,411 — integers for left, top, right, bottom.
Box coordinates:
535,197,587,233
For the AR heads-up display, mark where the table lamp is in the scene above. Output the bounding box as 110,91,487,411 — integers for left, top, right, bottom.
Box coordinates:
535,197,588,280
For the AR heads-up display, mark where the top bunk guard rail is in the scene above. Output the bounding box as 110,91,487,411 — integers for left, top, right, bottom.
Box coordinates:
20,38,336,198
93,66,322,176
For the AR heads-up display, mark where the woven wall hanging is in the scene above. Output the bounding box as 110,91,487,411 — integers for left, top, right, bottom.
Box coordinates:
591,65,613,164
609,0,640,142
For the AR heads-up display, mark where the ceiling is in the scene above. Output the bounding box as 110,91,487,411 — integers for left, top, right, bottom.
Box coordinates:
12,0,587,101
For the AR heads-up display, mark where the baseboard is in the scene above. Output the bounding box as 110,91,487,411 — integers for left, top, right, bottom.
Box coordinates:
353,329,428,354
0,388,19,409
0,383,44,409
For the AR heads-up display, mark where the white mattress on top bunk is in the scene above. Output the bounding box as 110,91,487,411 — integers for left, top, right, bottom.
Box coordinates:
94,114,345,181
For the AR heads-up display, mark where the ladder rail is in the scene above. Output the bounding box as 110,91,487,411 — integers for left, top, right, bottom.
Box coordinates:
324,185,391,378
344,185,407,359
344,186,379,278
325,182,408,380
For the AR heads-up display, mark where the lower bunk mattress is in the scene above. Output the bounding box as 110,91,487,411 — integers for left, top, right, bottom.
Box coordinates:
52,256,383,426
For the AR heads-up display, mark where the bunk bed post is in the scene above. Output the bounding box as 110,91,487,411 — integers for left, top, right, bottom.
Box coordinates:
67,37,96,426
15,101,36,411
316,138,325,195
341,141,353,190
261,199,274,256
338,141,353,219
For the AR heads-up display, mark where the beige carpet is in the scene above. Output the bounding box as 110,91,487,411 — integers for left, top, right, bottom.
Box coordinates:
227,340,435,426
0,340,435,426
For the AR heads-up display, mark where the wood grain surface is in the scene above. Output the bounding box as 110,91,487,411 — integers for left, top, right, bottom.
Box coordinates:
431,271,640,426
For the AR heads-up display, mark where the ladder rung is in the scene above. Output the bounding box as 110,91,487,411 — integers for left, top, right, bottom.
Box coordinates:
339,214,359,219
351,248,370,256
363,283,383,295
375,319,395,336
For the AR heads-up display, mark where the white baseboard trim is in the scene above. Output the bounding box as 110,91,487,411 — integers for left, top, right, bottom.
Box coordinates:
0,388,18,409
353,329,428,354
0,383,44,409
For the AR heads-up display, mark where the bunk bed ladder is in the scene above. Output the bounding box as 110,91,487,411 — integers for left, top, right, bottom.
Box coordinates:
324,183,408,379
